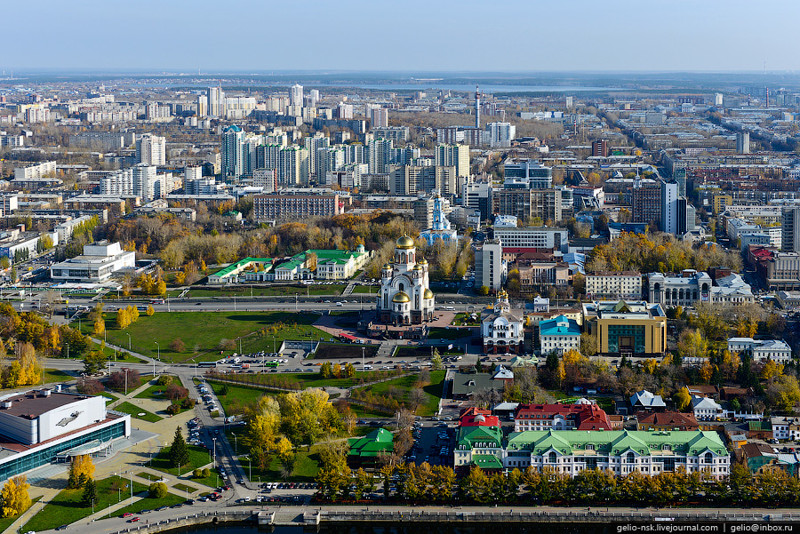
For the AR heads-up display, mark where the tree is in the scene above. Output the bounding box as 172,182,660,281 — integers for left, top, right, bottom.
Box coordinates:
169,338,186,353
343,362,356,378
320,361,333,378
82,350,107,375
673,387,692,411
146,305,155,316
580,333,597,356
169,427,190,468
431,349,443,371
92,318,105,336
477,285,489,296
1,476,31,518
766,375,800,411
149,482,168,499
81,479,98,507
67,455,95,489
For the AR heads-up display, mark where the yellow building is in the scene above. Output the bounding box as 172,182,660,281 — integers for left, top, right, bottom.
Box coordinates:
582,300,667,357
712,193,733,216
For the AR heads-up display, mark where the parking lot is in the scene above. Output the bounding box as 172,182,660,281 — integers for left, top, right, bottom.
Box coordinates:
407,420,455,467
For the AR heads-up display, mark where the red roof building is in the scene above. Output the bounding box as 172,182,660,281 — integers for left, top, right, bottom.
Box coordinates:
513,402,612,432
459,407,500,427
637,411,700,431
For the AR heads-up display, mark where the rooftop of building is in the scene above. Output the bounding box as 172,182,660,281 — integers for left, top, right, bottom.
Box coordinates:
0,390,95,420
538,315,581,337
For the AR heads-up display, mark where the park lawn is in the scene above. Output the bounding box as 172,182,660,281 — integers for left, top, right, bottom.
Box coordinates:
352,370,445,417
43,368,72,384
211,370,401,391
188,469,223,489
187,284,347,297
134,379,180,400
451,312,481,326
245,449,321,483
110,492,185,516
349,285,377,294
150,444,212,478
136,471,162,482
428,326,474,340
348,403,394,417
92,343,144,363
206,380,278,414
114,401,162,422
100,391,118,401
172,483,197,493
0,496,40,533
420,370,446,416
84,311,327,362
21,476,148,533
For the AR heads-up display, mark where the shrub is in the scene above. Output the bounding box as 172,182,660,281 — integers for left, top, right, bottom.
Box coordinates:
149,482,168,499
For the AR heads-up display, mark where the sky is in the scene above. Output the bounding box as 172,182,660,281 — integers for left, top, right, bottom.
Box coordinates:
5,0,800,73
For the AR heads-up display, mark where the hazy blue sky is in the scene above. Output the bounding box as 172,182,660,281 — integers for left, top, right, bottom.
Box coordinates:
6,0,800,72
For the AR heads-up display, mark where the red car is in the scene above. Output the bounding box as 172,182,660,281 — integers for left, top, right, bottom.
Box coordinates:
121,512,133,518
127,517,140,523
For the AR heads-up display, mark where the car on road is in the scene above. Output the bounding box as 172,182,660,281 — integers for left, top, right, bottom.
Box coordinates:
127,518,140,523
56,525,69,531
121,513,133,518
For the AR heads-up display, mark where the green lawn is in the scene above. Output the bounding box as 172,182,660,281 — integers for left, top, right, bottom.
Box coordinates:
134,379,180,400
43,368,72,384
207,369,402,392
149,444,212,478
350,285,377,294
100,391,118,401
189,469,223,489
0,496,39,533
206,380,278,415
348,403,394,417
428,326,474,340
114,401,162,422
110,492,185,516
187,284,347,297
352,370,445,417
21,476,148,533
173,483,197,493
82,311,328,363
237,448,321,483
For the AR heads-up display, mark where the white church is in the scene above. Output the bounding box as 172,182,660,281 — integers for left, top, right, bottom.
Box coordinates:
377,236,435,325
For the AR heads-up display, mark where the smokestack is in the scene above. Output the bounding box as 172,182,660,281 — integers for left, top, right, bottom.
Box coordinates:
475,85,481,129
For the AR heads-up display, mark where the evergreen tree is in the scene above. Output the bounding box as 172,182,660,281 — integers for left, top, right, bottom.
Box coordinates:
81,479,97,507
169,427,189,468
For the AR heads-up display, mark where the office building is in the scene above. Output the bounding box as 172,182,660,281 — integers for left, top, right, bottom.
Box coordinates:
135,134,166,166
585,272,643,300
660,181,679,234
491,226,568,254
435,144,470,179
513,403,612,432
648,270,712,306
503,160,553,189
0,389,131,480
582,300,667,357
632,180,661,227
475,239,505,291
50,241,136,283
538,315,581,354
491,188,562,223
728,338,792,363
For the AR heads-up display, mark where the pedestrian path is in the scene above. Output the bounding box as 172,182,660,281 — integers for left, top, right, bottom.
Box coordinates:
341,283,355,296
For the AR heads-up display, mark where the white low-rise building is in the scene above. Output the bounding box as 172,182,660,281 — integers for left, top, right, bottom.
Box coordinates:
691,395,724,421
586,271,643,300
771,417,800,441
728,337,792,363
711,273,754,304
50,241,135,283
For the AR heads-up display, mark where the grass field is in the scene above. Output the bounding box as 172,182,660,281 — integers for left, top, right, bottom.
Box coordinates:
187,284,348,297
110,492,185,516
208,369,402,392
313,342,379,359
100,391,118,401
172,483,197,493
134,379,180,400
206,380,278,415
0,496,39,533
349,285,377,294
352,370,445,417
114,401,162,422
22,476,148,533
43,368,72,384
83,311,328,362
149,444,212,478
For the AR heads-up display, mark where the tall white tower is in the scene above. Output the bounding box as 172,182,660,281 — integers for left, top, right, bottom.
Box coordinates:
475,85,481,129
290,84,304,108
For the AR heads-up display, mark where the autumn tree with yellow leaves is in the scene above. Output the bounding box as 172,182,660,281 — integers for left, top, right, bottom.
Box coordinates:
1,475,31,518
67,454,95,489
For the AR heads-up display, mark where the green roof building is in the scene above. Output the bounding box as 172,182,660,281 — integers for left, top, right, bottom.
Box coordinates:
348,428,394,467
455,425,504,470
502,429,729,478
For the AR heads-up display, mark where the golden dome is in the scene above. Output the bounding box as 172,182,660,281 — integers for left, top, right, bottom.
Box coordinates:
413,264,423,270
419,257,428,265
424,289,434,299
383,263,392,270
392,291,410,303
396,235,415,249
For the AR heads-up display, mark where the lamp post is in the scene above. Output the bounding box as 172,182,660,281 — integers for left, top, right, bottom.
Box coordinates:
295,293,298,312
126,331,131,351
212,437,217,468
154,341,160,376
65,342,69,359
362,346,365,371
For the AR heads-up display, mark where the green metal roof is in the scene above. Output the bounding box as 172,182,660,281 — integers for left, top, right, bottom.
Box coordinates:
348,428,394,457
457,425,503,448
211,257,272,278
505,430,728,457
471,454,503,469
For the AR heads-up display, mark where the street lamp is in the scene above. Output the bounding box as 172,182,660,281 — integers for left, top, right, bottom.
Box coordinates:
212,437,217,468
154,341,160,376
126,331,131,351
65,342,69,359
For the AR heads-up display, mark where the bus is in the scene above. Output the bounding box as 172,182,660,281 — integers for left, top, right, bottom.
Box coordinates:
197,362,217,368
264,361,279,369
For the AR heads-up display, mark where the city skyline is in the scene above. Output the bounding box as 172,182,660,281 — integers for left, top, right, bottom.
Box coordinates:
5,0,800,73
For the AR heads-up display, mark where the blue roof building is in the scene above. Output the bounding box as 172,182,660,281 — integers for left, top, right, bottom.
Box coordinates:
538,314,581,354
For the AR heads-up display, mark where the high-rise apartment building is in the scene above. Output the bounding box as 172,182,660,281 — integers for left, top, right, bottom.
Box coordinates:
491,188,562,223
368,138,393,174
736,132,750,154
591,139,609,157
135,134,166,166
277,146,309,186
475,239,505,291
486,122,516,148
222,125,245,179
290,84,304,108
435,144,470,179
632,181,662,227
304,134,330,179
208,87,224,117
782,207,800,253
660,181,679,235
369,107,389,128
